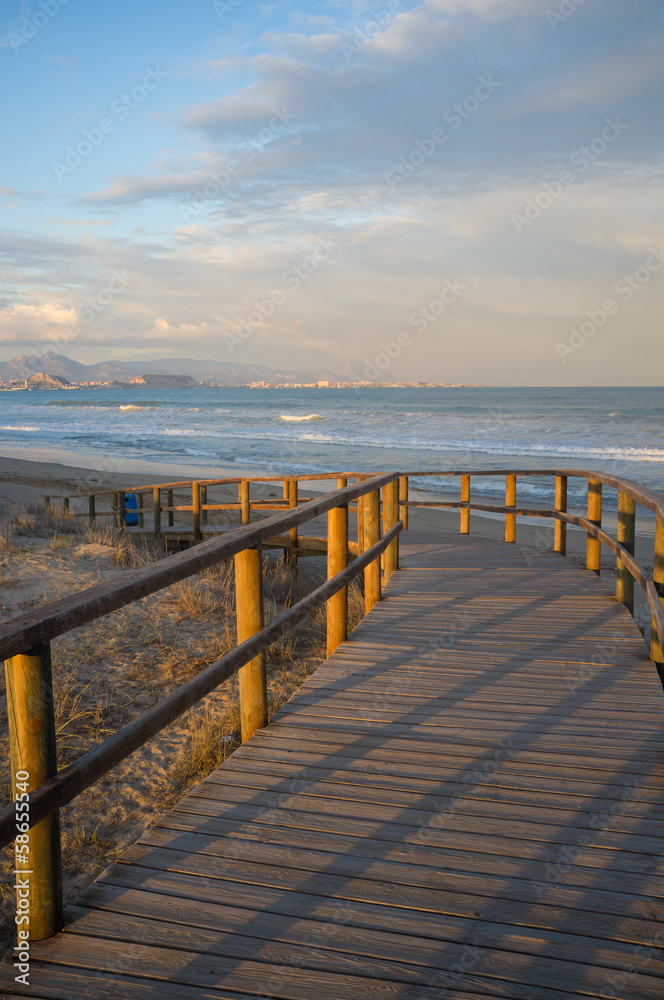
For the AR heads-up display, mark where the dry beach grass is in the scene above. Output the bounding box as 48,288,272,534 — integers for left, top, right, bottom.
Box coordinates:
0,497,363,955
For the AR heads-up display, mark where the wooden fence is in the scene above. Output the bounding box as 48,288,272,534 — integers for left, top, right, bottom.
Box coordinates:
3,466,664,943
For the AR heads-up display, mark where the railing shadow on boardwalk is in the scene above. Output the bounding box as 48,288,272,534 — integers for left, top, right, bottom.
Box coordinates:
1,468,664,997
47,536,664,997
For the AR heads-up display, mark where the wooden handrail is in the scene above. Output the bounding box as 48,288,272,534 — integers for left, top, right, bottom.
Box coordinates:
3,474,395,662
0,520,401,852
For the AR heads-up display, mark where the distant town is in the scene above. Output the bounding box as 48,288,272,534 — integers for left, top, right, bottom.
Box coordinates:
0,373,487,391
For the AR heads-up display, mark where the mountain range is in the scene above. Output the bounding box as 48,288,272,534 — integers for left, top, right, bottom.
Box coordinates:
0,353,368,386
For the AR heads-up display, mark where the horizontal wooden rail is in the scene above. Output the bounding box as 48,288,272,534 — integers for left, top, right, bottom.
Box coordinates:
0,520,401,851
3,473,395,662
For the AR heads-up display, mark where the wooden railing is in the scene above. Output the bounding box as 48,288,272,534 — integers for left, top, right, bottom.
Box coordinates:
1,473,401,940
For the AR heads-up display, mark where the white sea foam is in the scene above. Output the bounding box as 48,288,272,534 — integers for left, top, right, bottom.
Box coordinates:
278,413,324,422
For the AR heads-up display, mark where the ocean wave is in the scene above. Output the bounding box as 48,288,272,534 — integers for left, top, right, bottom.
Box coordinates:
45,399,164,409
0,425,40,432
278,414,325,422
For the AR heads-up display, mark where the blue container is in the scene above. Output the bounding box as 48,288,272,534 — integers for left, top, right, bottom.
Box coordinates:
124,493,139,525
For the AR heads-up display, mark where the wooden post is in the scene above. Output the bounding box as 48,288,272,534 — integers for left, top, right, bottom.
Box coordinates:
137,493,144,529
460,475,470,535
4,643,63,941
201,485,208,527
240,480,250,526
505,474,516,543
327,479,348,656
554,475,567,555
234,547,267,742
118,492,126,530
287,480,298,579
167,489,174,528
44,496,50,511
63,497,69,514
651,518,664,681
383,479,399,582
586,479,602,574
153,487,161,538
363,489,381,613
282,480,290,564
399,476,409,530
357,491,366,556
113,492,119,528
192,482,201,541
617,491,636,615
88,495,96,526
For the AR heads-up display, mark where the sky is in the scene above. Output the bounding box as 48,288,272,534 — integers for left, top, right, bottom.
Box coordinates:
0,0,663,385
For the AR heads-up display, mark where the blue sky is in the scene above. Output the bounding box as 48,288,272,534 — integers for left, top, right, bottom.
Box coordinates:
1,0,663,384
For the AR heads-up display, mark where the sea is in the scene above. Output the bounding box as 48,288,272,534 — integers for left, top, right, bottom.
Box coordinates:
1,385,663,518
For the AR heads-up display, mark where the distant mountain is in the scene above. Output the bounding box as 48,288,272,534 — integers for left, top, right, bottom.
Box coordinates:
0,353,368,386
0,353,134,383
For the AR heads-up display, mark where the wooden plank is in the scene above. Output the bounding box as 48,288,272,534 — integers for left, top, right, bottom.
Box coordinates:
70,882,664,981
57,903,664,999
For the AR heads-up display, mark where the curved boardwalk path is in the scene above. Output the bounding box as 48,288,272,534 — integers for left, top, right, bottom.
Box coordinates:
3,530,664,999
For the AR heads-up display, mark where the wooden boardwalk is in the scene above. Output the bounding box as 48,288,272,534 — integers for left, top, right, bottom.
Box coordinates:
3,530,664,999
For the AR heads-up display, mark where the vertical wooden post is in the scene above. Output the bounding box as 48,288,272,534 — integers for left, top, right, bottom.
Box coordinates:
201,485,208,527
357,491,366,556
282,480,290,564
586,479,602,574
383,479,399,582
44,496,50,511
113,492,119,528
167,489,174,528
234,547,267,742
88,495,96,526
118,492,126,530
650,518,664,683
327,479,348,656
363,489,381,613
240,480,250,526
63,497,69,514
287,480,298,579
554,475,567,555
153,487,161,538
399,476,409,531
4,643,63,941
192,482,201,541
137,493,144,529
460,475,470,535
616,491,636,615
505,474,516,543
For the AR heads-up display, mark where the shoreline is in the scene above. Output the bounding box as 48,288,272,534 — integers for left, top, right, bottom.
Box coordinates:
0,452,655,572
